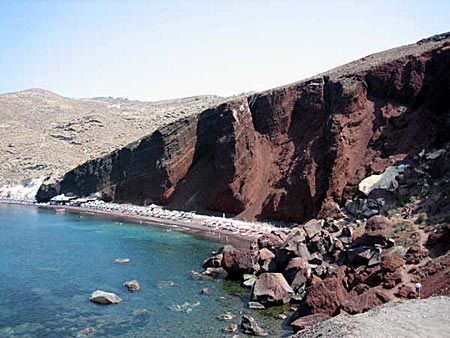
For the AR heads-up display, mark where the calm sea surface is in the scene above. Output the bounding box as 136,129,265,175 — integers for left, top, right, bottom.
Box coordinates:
0,204,287,337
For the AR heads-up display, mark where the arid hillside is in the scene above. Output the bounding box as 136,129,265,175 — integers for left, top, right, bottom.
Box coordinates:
0,89,227,185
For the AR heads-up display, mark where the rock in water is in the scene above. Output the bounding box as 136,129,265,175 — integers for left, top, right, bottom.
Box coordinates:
123,279,140,292
251,272,294,306
89,290,122,304
223,323,238,333
241,314,268,336
114,258,130,263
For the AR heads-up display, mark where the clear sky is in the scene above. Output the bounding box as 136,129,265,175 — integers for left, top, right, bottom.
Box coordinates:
0,0,449,101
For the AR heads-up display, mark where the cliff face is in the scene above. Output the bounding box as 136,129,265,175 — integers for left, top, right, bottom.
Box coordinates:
37,33,450,223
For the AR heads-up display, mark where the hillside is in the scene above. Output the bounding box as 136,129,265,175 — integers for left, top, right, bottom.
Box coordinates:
37,32,450,224
0,89,227,185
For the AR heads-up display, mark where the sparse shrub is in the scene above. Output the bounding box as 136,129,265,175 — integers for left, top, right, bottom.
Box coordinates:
400,196,411,206
395,221,407,232
391,245,408,256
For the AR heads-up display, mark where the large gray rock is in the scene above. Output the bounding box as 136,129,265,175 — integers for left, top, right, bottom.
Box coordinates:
251,272,294,306
303,219,324,240
89,290,122,304
241,314,268,336
123,279,140,292
358,165,406,195
258,247,276,272
283,257,310,285
275,233,311,270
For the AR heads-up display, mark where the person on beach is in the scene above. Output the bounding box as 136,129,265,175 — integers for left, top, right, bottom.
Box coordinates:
415,282,423,298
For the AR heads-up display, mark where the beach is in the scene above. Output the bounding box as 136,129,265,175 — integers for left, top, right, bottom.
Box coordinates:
0,198,288,248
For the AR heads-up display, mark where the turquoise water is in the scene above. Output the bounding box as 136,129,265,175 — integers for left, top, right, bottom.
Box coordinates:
0,204,287,337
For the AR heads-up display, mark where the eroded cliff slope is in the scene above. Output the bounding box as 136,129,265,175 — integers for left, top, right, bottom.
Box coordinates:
37,33,450,223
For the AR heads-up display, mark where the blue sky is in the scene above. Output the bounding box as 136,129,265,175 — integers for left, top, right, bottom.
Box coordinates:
0,0,449,100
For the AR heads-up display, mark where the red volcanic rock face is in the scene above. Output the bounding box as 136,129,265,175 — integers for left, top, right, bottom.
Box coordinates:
38,35,450,223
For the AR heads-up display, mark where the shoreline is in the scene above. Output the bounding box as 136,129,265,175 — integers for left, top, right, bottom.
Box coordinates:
0,200,266,249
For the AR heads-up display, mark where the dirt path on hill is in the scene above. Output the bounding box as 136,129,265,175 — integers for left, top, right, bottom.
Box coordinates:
293,296,450,338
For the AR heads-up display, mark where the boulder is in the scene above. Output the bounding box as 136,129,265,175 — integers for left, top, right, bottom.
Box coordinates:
248,301,265,309
202,253,223,269
222,249,259,278
259,247,275,261
317,199,344,219
311,262,331,278
405,244,428,264
383,272,403,288
114,258,130,263
345,200,360,215
303,219,324,240
308,253,323,265
395,284,416,299
217,313,236,321
342,289,392,314
283,257,310,285
364,215,394,246
290,313,331,333
243,274,257,287
251,273,294,306
257,232,286,251
241,314,268,336
223,324,238,333
380,252,405,272
291,267,350,319
258,248,276,272
308,230,333,255
123,279,140,292
89,290,122,304
347,246,381,267
204,267,228,279
358,166,405,195
275,235,311,270
289,270,309,294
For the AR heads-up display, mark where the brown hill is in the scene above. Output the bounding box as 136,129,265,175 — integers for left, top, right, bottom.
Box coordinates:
37,32,450,224
0,88,227,185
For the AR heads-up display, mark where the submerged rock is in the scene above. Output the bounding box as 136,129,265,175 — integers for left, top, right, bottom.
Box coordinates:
89,290,122,304
218,313,236,321
241,314,268,336
248,301,265,309
223,323,238,333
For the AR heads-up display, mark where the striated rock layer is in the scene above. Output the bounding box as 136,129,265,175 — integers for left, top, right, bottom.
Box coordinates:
38,33,450,223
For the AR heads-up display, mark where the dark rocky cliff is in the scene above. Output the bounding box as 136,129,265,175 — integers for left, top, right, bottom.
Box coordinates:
37,33,450,223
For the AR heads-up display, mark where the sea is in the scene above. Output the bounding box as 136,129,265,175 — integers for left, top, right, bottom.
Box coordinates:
0,204,288,337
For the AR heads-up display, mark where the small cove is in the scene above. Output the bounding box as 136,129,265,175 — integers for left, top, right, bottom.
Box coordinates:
0,204,288,337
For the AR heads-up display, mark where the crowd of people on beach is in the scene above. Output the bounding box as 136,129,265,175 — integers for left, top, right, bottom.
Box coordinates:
0,196,287,239
78,200,286,238
79,200,196,221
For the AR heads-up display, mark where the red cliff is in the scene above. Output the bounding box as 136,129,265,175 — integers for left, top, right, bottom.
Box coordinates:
37,33,450,223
